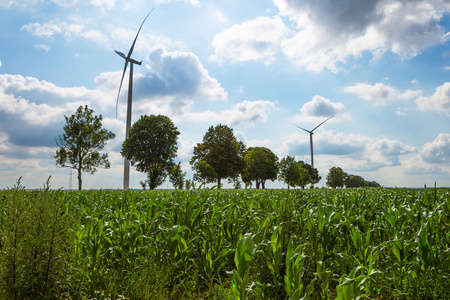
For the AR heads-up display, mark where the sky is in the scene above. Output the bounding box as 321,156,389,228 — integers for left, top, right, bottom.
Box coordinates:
0,0,449,189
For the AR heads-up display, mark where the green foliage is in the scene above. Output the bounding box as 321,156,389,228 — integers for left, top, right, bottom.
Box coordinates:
121,114,180,189
242,147,279,189
54,105,115,190
0,177,73,299
228,233,257,300
298,161,321,185
279,156,311,189
326,166,347,188
284,241,315,300
190,124,246,188
169,162,186,189
193,160,218,185
345,174,381,188
1,185,449,299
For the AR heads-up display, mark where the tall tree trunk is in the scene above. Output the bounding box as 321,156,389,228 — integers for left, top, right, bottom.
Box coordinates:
77,167,82,190
217,177,221,189
262,180,266,189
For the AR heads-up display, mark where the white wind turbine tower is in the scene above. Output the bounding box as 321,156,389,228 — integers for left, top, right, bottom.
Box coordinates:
115,9,154,190
293,116,333,170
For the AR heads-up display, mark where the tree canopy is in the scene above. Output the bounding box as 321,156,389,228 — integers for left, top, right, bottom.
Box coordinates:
242,147,279,189
54,105,115,190
278,156,311,189
326,167,347,188
345,174,381,188
298,161,321,185
121,115,179,190
190,124,245,188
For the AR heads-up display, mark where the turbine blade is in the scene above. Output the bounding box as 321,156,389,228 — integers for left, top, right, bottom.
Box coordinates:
311,115,333,132
127,8,155,58
291,123,312,133
115,50,127,60
116,60,129,117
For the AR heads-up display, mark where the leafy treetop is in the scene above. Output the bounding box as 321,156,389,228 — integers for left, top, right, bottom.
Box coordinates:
121,114,180,189
190,124,245,188
54,105,115,190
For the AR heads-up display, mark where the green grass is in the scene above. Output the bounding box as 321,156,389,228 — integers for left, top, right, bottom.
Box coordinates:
1,180,449,299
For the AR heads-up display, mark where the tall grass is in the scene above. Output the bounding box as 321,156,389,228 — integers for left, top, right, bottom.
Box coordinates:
0,183,449,299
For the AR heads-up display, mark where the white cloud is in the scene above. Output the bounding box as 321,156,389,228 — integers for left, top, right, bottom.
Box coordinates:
155,0,199,5
395,107,408,116
35,44,50,52
222,100,276,126
22,18,111,47
278,129,416,171
292,95,351,123
177,137,196,159
214,10,227,23
416,82,450,114
213,0,450,72
115,46,228,118
210,16,287,65
235,131,273,149
0,73,113,109
420,133,450,164
90,0,115,10
184,100,277,126
344,82,422,105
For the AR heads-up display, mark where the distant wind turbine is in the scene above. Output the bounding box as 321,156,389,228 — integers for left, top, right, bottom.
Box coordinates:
292,116,333,170
115,8,154,190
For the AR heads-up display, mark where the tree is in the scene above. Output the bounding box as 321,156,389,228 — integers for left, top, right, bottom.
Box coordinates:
169,162,186,189
326,167,347,188
298,161,322,185
242,147,279,189
54,105,115,190
193,160,218,186
367,181,381,188
121,115,179,190
190,124,246,188
344,174,381,188
278,156,311,189
345,174,367,188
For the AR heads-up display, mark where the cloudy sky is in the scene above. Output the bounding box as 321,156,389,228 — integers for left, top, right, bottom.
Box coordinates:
0,0,449,189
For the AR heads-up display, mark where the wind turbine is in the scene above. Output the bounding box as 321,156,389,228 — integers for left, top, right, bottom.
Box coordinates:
115,8,154,190
292,116,333,170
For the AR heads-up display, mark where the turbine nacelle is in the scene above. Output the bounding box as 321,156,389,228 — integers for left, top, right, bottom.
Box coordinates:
114,50,142,65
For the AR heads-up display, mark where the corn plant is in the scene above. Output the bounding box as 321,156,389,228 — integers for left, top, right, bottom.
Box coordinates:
228,233,257,300
266,225,284,295
284,239,315,300
316,260,331,300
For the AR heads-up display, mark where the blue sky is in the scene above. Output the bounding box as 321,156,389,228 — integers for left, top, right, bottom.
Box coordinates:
0,0,449,189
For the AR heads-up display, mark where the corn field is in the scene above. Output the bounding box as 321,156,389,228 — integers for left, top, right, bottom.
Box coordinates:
1,179,449,299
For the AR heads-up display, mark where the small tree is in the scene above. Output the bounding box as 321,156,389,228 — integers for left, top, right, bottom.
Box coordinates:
298,161,321,185
242,147,279,189
169,162,186,189
345,174,367,188
190,124,245,188
326,167,347,188
278,156,310,189
121,115,179,190
54,105,115,190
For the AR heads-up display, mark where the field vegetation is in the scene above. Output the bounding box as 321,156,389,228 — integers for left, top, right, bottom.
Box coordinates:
1,179,449,299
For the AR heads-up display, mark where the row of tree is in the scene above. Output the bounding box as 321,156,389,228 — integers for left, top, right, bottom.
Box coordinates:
326,167,381,188
54,106,379,190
